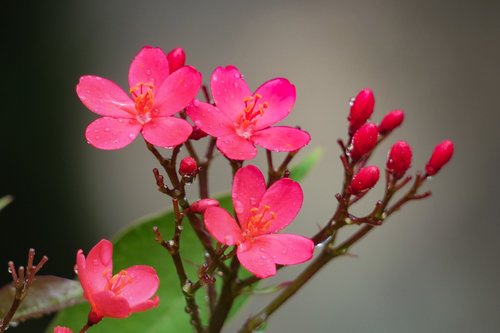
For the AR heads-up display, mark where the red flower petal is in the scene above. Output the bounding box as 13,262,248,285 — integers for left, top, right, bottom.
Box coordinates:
258,178,303,233
141,117,192,148
211,66,251,122
80,239,113,292
85,117,142,150
204,207,243,245
166,47,186,73
252,126,310,152
232,165,267,230
77,76,135,118
92,290,130,318
237,242,276,278
155,66,202,117
128,46,169,94
119,266,159,308
252,234,314,265
254,78,296,130
216,135,257,160
130,295,160,313
186,101,234,137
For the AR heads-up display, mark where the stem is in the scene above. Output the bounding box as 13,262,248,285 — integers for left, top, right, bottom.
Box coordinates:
79,322,93,333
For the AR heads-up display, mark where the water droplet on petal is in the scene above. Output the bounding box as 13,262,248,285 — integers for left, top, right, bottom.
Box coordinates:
146,69,152,75
193,100,200,107
128,133,136,139
224,235,233,244
104,127,110,132
73,264,78,274
233,200,244,214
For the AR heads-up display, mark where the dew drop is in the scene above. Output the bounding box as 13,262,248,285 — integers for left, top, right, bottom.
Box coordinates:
128,133,135,139
118,118,124,123
224,235,234,244
73,264,78,274
233,200,244,214
7,267,12,274
113,139,119,144
349,97,356,106
281,250,287,255
95,135,101,140
192,100,200,107
146,69,152,75
104,127,110,132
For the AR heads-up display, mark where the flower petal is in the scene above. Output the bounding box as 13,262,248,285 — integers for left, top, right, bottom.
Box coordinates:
128,46,169,94
186,101,234,137
77,76,135,118
252,126,310,152
119,265,159,307
141,117,192,148
155,66,202,117
254,78,296,130
216,135,257,160
211,66,251,122
237,242,276,278
259,178,303,233
130,295,160,313
92,290,130,318
85,117,142,150
253,234,314,265
78,240,113,296
204,207,243,246
232,165,266,230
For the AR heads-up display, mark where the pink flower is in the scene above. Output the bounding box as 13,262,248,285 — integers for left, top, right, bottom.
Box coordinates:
190,198,220,213
76,239,159,323
54,327,72,333
187,66,310,160
77,46,201,150
204,165,314,278
166,47,186,73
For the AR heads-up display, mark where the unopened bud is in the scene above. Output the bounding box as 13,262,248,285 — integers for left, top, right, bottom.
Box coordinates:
179,157,198,176
167,47,186,73
348,88,375,135
387,141,412,179
378,109,404,135
425,140,454,176
349,123,379,161
54,326,73,333
190,199,220,213
349,166,380,195
189,126,208,140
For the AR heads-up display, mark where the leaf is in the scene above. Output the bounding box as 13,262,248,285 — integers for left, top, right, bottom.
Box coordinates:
289,147,323,182
46,195,251,332
0,276,83,324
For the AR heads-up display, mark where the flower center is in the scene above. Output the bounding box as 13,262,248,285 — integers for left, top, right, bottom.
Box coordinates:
130,82,157,125
244,204,277,239
107,270,132,295
234,93,269,139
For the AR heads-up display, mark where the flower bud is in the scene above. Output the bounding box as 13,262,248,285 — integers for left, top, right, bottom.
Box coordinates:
387,141,412,179
189,126,208,140
190,198,220,213
348,88,375,135
378,109,404,135
179,157,198,176
167,47,186,73
349,123,379,161
425,140,454,176
349,166,380,195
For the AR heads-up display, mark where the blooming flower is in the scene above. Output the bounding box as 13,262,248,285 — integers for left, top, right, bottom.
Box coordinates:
203,165,314,278
187,66,310,160
77,46,201,150
76,239,159,323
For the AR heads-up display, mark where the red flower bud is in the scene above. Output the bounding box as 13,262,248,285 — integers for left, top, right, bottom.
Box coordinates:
348,88,375,135
349,166,380,195
349,123,379,161
179,157,198,176
166,47,186,73
378,109,405,135
387,141,412,179
190,198,220,213
189,126,208,140
425,140,454,176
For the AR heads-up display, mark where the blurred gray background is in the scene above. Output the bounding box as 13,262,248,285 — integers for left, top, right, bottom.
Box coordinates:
2,0,500,332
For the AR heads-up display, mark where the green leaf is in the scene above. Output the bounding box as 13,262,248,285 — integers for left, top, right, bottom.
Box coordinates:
289,147,323,182
46,195,251,332
0,276,83,325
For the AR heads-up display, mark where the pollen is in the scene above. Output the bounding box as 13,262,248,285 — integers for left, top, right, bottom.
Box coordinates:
107,270,133,295
244,205,277,238
235,94,269,138
130,82,156,124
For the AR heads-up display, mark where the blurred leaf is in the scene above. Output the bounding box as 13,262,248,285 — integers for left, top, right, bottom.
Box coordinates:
46,195,251,332
0,195,13,211
289,147,323,182
0,276,83,324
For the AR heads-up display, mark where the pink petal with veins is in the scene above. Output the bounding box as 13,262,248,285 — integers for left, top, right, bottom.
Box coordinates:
216,135,257,160
237,243,276,278
92,290,130,318
252,126,310,152
258,178,303,233
253,78,296,130
231,165,266,230
186,101,234,137
253,234,314,265
141,117,192,148
211,66,251,122
77,76,135,118
119,266,159,307
204,207,243,246
128,46,169,94
85,117,142,150
155,66,202,117
130,295,160,312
